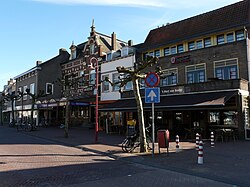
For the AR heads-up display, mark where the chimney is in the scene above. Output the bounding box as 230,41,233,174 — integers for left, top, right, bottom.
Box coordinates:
36,61,42,66
59,48,67,55
128,40,133,46
111,32,117,51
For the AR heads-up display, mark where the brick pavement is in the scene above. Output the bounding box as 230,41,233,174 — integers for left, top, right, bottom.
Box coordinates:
2,124,250,186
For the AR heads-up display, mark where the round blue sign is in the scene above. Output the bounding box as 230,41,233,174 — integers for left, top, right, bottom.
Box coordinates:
145,72,160,87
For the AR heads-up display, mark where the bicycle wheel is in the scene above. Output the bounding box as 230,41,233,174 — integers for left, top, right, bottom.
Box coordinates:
125,137,140,153
25,124,32,132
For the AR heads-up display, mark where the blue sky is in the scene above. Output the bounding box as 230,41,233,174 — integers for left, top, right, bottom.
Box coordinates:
0,0,241,90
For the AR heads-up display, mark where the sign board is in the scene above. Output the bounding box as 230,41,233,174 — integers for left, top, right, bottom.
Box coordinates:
145,72,160,87
145,88,160,103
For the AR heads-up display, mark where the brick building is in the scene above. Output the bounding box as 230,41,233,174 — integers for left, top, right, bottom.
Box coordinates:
102,0,250,139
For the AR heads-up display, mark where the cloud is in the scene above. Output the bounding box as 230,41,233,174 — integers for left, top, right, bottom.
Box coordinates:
31,0,166,7
30,0,242,8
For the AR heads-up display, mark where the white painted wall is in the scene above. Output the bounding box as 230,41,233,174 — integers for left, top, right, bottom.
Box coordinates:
101,55,135,101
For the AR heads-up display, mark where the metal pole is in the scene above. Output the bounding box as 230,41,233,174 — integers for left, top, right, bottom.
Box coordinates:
95,61,99,143
152,102,155,157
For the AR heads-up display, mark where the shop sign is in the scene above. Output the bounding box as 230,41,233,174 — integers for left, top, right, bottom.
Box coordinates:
171,55,190,64
161,86,184,95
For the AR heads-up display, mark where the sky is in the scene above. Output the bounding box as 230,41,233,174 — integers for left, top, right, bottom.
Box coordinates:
0,0,242,90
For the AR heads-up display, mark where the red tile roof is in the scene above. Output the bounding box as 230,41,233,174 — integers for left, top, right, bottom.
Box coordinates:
142,0,250,51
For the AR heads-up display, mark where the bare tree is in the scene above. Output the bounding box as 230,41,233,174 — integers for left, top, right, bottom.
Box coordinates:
107,56,160,152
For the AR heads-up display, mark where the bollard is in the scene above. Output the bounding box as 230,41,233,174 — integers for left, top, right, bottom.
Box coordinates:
210,131,215,147
198,140,203,164
176,135,180,152
195,133,200,150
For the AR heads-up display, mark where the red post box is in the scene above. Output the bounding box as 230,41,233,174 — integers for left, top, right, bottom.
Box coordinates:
157,130,170,154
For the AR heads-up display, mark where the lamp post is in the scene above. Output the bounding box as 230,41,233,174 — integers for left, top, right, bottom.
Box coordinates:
89,57,99,143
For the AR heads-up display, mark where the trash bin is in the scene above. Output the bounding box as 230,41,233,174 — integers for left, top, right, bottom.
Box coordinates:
157,130,170,154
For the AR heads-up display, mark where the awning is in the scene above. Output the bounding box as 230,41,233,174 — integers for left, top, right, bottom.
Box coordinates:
99,90,237,111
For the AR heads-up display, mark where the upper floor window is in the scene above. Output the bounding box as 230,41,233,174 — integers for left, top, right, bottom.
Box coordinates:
23,85,28,100
140,79,145,89
148,51,154,57
124,81,132,90
161,68,178,86
90,43,95,55
46,83,53,94
214,59,238,80
186,64,206,84
164,48,170,56
196,40,203,49
89,70,96,85
226,33,234,43
102,75,109,92
121,47,129,57
188,42,195,51
217,34,225,45
112,73,120,91
107,53,112,61
236,30,244,41
154,50,160,57
204,37,212,47
177,44,184,53
170,46,176,54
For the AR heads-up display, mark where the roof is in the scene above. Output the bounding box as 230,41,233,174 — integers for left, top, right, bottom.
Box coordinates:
100,90,237,111
142,0,250,51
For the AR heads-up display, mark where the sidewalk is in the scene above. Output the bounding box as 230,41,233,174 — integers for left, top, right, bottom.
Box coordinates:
6,125,250,186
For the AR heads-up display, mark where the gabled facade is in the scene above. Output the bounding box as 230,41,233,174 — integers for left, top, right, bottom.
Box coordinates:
60,22,127,126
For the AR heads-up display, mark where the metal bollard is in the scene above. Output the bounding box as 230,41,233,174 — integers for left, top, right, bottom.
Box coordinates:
210,131,215,147
195,133,200,150
176,135,180,152
198,140,203,164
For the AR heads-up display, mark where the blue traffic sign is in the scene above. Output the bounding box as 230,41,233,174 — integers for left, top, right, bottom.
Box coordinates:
145,88,160,103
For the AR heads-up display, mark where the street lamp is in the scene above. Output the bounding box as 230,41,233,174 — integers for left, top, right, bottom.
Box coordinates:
89,57,99,143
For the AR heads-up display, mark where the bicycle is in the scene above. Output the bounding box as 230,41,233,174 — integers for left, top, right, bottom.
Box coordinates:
16,121,32,132
121,125,152,153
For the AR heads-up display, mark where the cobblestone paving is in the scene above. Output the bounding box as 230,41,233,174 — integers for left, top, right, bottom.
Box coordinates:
0,126,233,187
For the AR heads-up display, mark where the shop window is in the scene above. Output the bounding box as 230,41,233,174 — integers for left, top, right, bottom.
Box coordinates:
236,30,244,41
164,48,170,56
204,37,212,47
217,34,225,45
177,44,184,53
188,41,195,51
209,112,220,125
223,111,237,126
226,33,234,43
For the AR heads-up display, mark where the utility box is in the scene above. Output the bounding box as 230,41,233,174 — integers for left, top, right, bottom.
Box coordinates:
157,130,170,154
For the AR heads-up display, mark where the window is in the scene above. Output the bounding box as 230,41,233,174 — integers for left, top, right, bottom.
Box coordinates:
148,51,154,57
23,85,28,100
204,37,212,47
226,33,234,43
188,41,195,51
161,68,177,86
214,59,238,80
140,79,145,89
121,47,128,57
71,50,76,59
102,75,109,92
186,64,206,84
107,53,112,61
89,70,96,85
90,43,95,55
177,44,184,53
170,46,176,54
196,40,203,49
124,81,132,90
217,34,225,45
112,73,120,91
154,50,160,57
164,48,170,56
46,83,53,94
236,30,244,41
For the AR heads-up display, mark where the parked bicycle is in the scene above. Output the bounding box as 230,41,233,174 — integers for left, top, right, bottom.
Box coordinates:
121,125,152,153
16,121,32,132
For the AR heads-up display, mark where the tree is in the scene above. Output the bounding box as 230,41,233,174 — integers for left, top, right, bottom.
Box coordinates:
107,56,160,152
25,88,50,130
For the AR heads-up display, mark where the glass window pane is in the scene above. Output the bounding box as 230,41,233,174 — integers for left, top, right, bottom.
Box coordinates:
217,34,225,45
236,30,244,41
164,48,170,56
226,33,234,43
204,38,212,47
154,50,160,57
171,46,176,54
196,40,203,49
188,42,195,51
177,44,184,53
